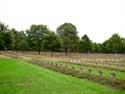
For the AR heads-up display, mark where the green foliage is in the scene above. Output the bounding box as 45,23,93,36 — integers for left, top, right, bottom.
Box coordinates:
17,31,28,51
0,20,125,53
9,28,21,51
0,22,7,32
4,31,14,50
0,32,5,50
57,23,78,53
102,34,122,53
0,22,8,50
121,38,125,53
92,43,102,53
43,31,61,52
79,34,92,53
26,24,49,54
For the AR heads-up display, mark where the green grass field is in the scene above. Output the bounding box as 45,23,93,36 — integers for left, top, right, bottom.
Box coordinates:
0,59,125,94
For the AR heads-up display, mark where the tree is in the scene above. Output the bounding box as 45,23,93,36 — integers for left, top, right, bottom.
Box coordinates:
102,34,122,53
9,28,20,51
26,24,49,54
43,31,61,56
0,22,8,50
4,31,14,50
121,38,125,53
16,31,28,51
0,22,8,32
92,43,102,53
79,34,92,53
0,33,5,50
111,34,122,53
57,23,78,54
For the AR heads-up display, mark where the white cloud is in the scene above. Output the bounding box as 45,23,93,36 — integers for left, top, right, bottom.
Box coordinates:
0,0,125,43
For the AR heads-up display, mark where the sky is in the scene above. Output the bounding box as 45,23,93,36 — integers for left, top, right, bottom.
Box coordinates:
0,0,125,43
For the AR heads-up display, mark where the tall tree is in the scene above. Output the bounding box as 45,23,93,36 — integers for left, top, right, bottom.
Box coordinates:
92,43,102,53
17,31,28,51
43,31,61,56
0,22,8,32
0,22,8,50
79,34,92,53
57,23,78,54
9,28,20,51
0,32,5,50
102,34,122,53
121,38,125,53
26,25,49,54
4,31,14,50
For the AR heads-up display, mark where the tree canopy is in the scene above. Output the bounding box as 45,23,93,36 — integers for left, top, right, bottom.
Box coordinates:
26,25,49,54
57,23,78,53
0,21,125,54
79,34,92,53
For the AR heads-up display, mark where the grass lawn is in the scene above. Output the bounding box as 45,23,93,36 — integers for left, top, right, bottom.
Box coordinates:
0,59,125,94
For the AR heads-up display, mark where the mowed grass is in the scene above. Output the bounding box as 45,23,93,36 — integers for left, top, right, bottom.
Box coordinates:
53,61,125,80
0,59,125,94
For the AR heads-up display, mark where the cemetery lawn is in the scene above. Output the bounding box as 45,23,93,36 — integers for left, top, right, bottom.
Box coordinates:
0,59,125,94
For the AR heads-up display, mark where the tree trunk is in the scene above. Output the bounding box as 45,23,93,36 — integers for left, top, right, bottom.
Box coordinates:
38,50,40,55
50,48,53,56
65,48,67,55
38,45,41,55
51,50,53,56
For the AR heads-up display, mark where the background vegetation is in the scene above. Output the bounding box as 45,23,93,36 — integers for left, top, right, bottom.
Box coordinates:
0,21,125,54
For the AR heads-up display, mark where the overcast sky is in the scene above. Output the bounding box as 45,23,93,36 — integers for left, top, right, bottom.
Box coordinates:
0,0,125,43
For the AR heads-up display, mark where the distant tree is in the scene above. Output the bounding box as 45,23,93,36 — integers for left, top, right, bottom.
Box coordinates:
9,28,20,51
74,37,80,52
0,22,8,32
92,43,102,53
102,34,122,53
4,31,14,50
79,34,92,53
0,22,8,50
57,23,78,54
0,33,5,50
43,31,61,56
26,25,49,54
1,20,125,54
17,31,28,51
26,29,36,51
121,38,125,53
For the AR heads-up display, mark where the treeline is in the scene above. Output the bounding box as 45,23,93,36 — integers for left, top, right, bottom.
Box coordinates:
0,21,125,54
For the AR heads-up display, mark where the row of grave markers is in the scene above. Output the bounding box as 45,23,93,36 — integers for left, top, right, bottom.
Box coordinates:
59,58,125,68
41,61,117,79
